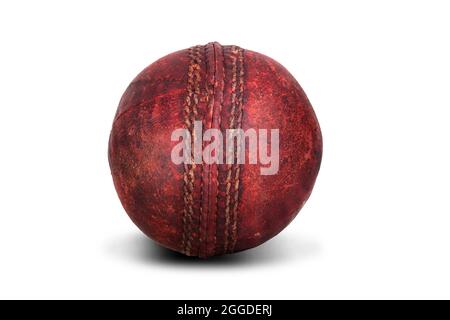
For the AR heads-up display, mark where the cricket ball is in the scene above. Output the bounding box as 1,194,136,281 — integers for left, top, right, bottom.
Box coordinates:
109,42,322,258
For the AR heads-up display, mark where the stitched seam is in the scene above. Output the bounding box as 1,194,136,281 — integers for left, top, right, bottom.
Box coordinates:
223,46,238,253
214,45,225,257
198,44,208,257
192,45,202,256
181,47,194,255
182,46,201,256
230,48,244,252
204,43,216,257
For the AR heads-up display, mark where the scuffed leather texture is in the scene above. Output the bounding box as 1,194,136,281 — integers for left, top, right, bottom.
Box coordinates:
109,42,322,258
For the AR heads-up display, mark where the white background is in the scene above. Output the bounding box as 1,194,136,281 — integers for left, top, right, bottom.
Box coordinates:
0,0,449,299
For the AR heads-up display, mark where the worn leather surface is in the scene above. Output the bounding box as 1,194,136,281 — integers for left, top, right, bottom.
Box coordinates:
109,42,322,257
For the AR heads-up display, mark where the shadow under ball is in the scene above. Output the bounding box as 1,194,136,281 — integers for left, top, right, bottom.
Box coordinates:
109,42,322,258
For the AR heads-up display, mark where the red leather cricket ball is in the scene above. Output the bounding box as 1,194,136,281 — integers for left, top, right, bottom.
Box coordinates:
109,42,322,258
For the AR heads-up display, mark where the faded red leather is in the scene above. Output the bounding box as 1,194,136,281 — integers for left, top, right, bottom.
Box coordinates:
109,42,322,258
